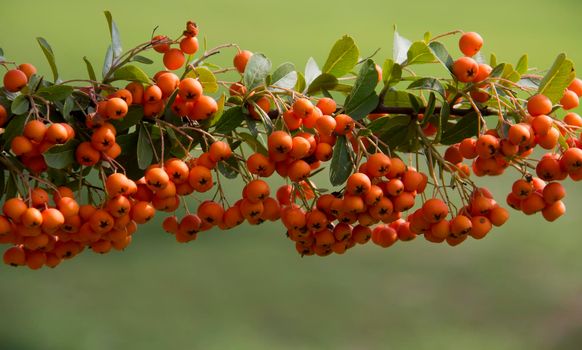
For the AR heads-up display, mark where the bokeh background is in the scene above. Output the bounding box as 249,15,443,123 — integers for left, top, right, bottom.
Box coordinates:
1,0,582,349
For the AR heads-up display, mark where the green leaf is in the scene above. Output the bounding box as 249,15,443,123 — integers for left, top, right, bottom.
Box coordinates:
36,37,58,82
2,115,26,149
393,27,412,64
214,106,245,134
382,59,402,86
329,136,354,186
185,66,218,93
43,139,80,169
295,71,306,93
37,85,74,102
218,156,240,179
516,54,528,75
322,35,359,78
270,63,297,90
110,106,144,131
5,173,17,200
62,95,75,124
208,94,226,127
11,95,29,115
423,92,437,125
132,55,153,64
307,74,338,95
344,59,379,120
440,113,479,145
252,101,274,134
104,11,122,57
304,57,321,87
490,63,506,78
383,90,422,108
367,115,411,134
405,41,437,66
83,56,97,81
137,124,154,169
435,101,450,144
0,170,5,198
490,53,498,67
407,78,445,97
238,132,268,156
428,41,453,71
538,53,576,104
111,64,151,84
243,53,271,90
102,45,114,79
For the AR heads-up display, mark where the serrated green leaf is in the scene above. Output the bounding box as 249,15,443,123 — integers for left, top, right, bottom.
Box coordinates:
10,95,29,115
137,124,154,169
36,37,58,82
43,139,80,169
329,136,354,186
243,53,271,90
322,35,359,78
538,53,576,104
111,64,151,84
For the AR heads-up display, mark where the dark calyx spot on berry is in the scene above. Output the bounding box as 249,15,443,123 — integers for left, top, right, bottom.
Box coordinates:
467,68,476,77
99,220,109,228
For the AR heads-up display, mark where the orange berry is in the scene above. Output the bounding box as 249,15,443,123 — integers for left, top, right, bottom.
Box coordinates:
152,35,170,53
568,78,582,97
163,48,186,70
106,97,128,120
268,131,293,155
489,206,509,227
17,63,37,79
209,141,232,162
45,123,69,144
188,95,218,120
247,153,275,177
188,165,213,192
21,208,43,229
3,246,26,266
450,215,472,237
542,200,566,222
527,94,553,117
560,90,579,110
11,136,34,156
422,198,449,223
469,216,492,239
452,57,479,83
316,98,337,115
459,32,483,57
542,182,566,204
367,153,391,178
130,201,156,224
334,114,354,135
473,63,492,83
371,225,398,248
244,180,270,203
3,69,28,92
197,201,224,226
23,120,47,143
233,50,253,74
178,78,203,101
145,167,170,191
144,85,163,104
179,36,199,55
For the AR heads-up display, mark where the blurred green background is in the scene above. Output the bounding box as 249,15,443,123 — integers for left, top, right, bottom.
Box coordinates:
2,0,582,349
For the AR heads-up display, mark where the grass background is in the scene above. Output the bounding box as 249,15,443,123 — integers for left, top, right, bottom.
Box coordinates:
1,0,582,349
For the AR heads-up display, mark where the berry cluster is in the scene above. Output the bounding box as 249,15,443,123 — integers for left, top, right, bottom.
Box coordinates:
0,15,580,268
